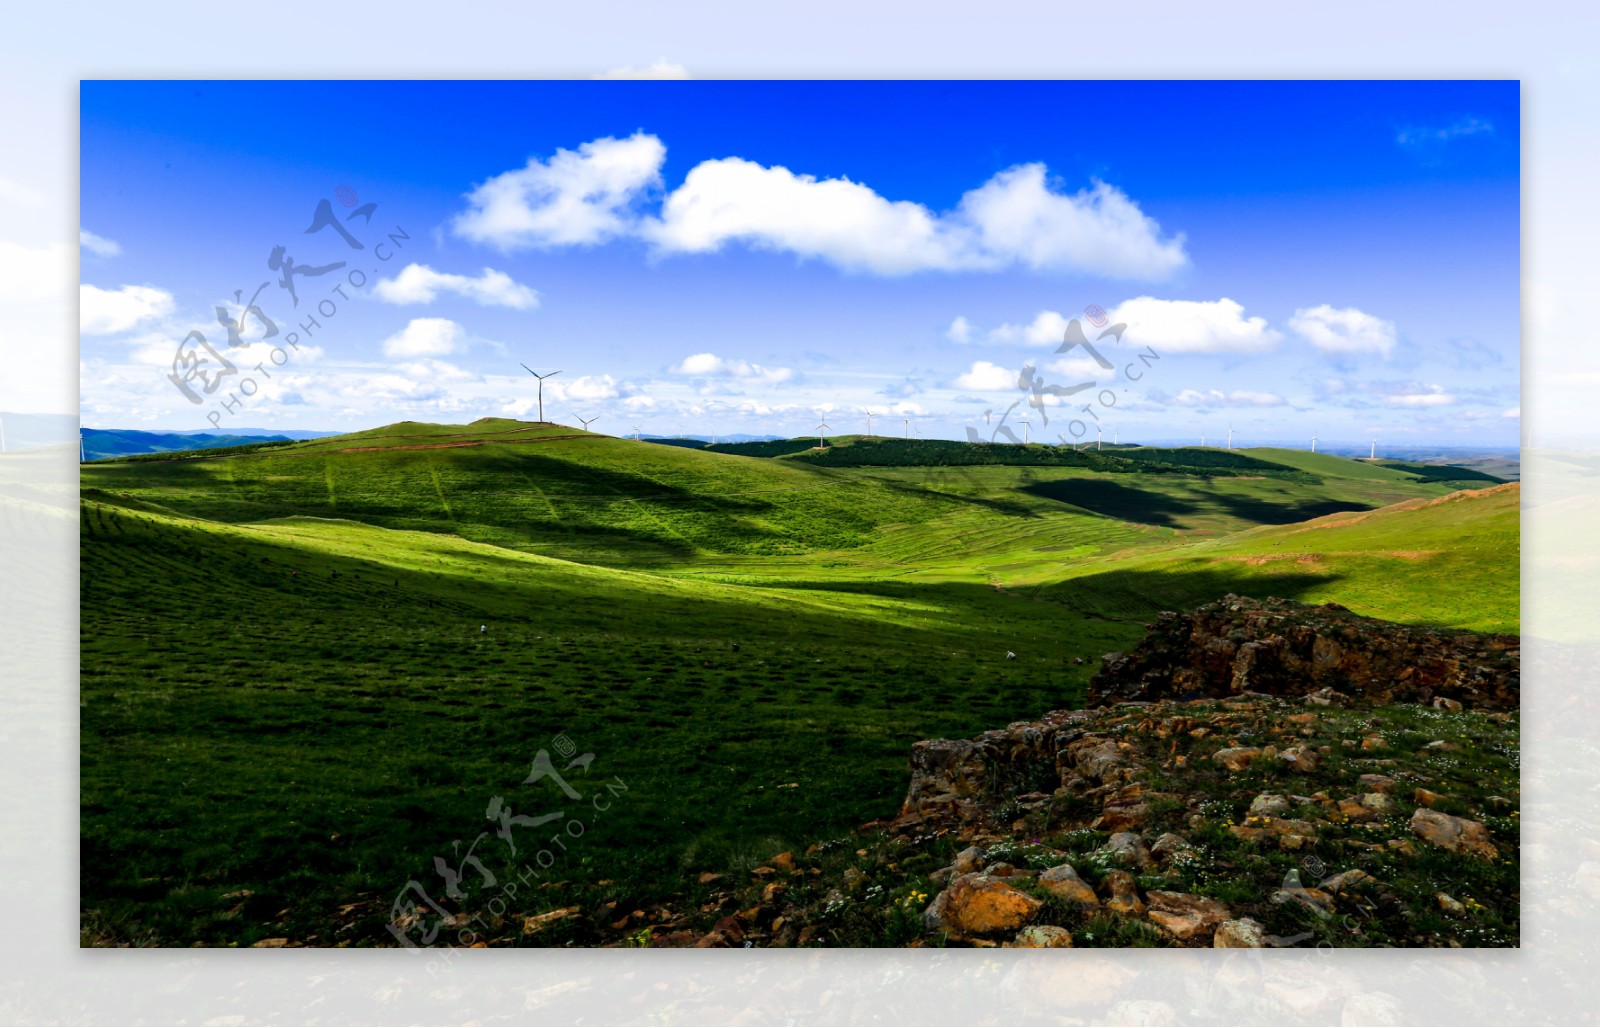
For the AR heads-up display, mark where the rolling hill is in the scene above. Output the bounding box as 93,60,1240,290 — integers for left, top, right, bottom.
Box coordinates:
79,419,1518,947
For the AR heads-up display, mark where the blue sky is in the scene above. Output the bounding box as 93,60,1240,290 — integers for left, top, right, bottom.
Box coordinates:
79,79,1520,446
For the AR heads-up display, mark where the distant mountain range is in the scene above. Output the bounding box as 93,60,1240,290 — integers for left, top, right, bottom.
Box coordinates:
80,427,339,461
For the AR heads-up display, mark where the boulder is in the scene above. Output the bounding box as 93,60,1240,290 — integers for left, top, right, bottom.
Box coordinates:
1009,925,1073,948
1102,870,1145,916
1410,808,1497,860
1099,832,1154,869
1037,864,1099,908
1212,747,1261,772
923,873,1043,938
1145,890,1232,940
1213,917,1268,948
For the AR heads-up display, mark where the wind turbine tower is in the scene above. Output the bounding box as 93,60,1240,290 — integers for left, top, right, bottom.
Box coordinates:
1227,423,1233,450
903,417,910,438
865,409,877,437
1020,417,1031,444
576,414,599,432
1370,439,1377,460
519,365,562,423
1311,435,1318,453
816,422,830,448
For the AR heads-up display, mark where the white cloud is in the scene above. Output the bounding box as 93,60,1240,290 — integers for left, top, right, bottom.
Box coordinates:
953,169,1188,278
1502,406,1521,418
552,374,627,401
454,133,1186,279
80,229,122,258
1170,388,1285,407
1383,384,1456,407
1397,117,1493,147
945,316,973,344
1108,297,1280,353
380,317,466,358
374,264,539,309
1290,304,1397,356
452,132,666,250
80,283,175,334
949,360,1018,391
984,310,1073,347
671,352,793,385
593,59,690,79
646,158,1186,278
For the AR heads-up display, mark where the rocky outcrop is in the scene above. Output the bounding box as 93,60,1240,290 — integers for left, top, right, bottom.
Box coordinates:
1088,594,1518,710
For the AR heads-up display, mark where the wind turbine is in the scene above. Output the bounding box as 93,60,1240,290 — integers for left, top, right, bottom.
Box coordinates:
903,417,911,438
519,365,562,423
1311,434,1318,453
1113,430,1118,445
632,424,643,441
1020,417,1031,444
865,409,877,437
79,430,85,463
576,414,599,432
1227,423,1233,450
1096,427,1103,451
1370,439,1377,460
816,422,830,448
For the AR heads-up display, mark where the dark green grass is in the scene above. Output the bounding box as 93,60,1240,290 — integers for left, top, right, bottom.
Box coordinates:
80,498,1127,946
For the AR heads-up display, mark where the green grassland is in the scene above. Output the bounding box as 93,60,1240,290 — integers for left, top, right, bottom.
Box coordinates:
78,422,1518,946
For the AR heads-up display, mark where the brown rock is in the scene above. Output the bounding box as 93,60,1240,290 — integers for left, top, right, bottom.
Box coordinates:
952,845,987,874
1038,864,1099,908
1103,870,1146,916
1009,925,1074,948
771,851,795,873
1146,890,1232,939
1319,869,1374,894
1435,892,1465,914
1099,831,1154,868
1414,787,1447,806
923,873,1043,938
1359,774,1397,794
1213,917,1268,948
1361,734,1387,751
1272,886,1335,915
1410,808,1497,860
1150,832,1195,862
1212,746,1261,772
1279,745,1320,773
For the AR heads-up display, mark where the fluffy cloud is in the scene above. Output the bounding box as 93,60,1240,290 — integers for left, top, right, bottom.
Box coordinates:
380,317,467,358
80,230,122,258
1289,304,1397,356
454,133,1187,279
374,264,539,309
950,360,1018,391
80,283,175,334
671,352,793,385
647,159,1186,278
1108,297,1280,353
1502,406,1521,418
452,132,666,250
945,316,974,344
1169,388,1286,407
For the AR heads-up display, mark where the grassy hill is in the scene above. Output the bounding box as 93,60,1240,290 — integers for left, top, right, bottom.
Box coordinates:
79,419,1519,947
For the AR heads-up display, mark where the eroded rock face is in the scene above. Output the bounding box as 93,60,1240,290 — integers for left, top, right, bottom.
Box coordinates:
1213,917,1267,948
1088,594,1518,710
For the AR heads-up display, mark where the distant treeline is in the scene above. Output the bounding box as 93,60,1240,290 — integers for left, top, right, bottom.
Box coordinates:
1376,462,1505,484
717,437,1317,481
